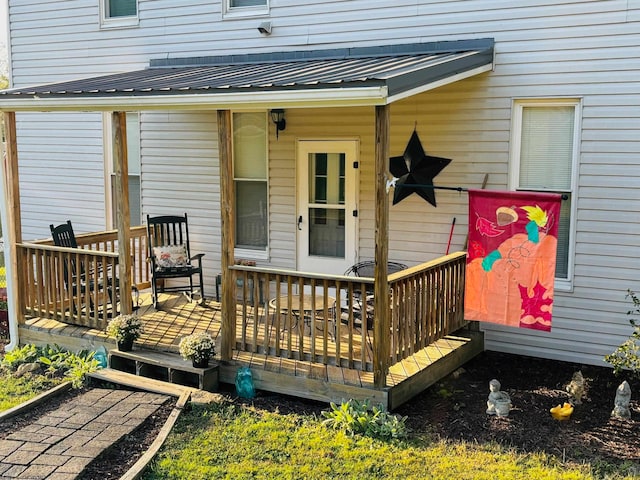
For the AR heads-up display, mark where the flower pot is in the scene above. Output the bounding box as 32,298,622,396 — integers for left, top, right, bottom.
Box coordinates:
117,337,134,352
192,357,210,368
494,398,511,417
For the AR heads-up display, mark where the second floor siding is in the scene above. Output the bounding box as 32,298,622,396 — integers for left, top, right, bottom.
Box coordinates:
8,0,640,86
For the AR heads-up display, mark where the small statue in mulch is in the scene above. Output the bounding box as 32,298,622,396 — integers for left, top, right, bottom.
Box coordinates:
611,380,632,419
566,370,585,404
486,379,511,417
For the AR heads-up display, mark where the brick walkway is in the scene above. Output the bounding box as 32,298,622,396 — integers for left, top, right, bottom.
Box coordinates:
0,388,170,480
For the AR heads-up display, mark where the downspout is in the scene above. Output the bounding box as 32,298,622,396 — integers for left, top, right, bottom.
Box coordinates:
0,118,19,351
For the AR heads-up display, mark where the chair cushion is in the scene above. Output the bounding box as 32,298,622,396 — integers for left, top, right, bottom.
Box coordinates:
153,245,189,269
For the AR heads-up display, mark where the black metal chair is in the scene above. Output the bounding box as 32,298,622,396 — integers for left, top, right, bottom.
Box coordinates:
49,221,115,314
342,260,408,330
343,260,408,278
146,213,205,309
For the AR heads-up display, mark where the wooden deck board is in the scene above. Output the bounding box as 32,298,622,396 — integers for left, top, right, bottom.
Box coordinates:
19,291,483,409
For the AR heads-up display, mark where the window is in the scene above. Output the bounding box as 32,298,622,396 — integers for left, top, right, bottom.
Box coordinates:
224,0,269,17
510,99,580,285
233,112,268,256
105,112,142,227
101,0,138,28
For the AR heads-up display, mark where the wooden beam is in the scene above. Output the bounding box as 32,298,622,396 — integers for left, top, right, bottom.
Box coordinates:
217,109,236,361
373,105,390,388
112,112,132,315
2,112,25,325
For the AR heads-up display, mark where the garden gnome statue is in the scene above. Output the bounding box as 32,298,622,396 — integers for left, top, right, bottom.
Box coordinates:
611,380,631,419
486,379,511,417
566,371,585,404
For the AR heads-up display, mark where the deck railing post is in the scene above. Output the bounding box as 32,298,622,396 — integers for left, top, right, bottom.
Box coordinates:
113,112,132,315
373,104,390,388
218,109,236,361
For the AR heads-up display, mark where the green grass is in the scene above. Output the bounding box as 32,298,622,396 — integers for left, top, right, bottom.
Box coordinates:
143,401,614,480
0,371,62,412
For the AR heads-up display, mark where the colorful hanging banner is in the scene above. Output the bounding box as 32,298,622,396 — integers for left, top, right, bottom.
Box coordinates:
465,190,562,331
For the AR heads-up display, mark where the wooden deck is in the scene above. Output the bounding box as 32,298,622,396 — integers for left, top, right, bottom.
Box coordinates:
18,290,483,410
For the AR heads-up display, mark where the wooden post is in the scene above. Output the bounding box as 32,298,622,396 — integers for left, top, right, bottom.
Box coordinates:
373,105,390,388
217,110,236,361
112,112,132,315
2,111,25,326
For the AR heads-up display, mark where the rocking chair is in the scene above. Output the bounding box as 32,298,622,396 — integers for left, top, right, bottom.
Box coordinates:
49,221,116,314
146,213,205,309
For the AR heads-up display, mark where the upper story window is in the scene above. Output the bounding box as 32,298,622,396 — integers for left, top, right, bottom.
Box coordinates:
101,0,139,28
224,0,269,18
510,98,580,288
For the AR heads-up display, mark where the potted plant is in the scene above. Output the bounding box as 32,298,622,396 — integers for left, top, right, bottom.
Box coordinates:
179,332,215,368
106,313,144,351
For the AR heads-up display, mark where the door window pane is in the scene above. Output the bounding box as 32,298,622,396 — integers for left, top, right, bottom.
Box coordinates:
309,208,345,258
309,153,345,205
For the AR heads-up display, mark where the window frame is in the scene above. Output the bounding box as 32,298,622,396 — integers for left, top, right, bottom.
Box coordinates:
223,0,269,19
232,111,269,260
100,0,139,29
509,98,581,291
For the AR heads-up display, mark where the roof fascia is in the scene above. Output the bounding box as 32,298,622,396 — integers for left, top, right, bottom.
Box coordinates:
0,86,389,112
386,64,493,104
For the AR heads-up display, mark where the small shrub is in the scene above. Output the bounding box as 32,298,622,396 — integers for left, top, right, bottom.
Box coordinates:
605,290,640,378
1,343,100,388
322,399,408,441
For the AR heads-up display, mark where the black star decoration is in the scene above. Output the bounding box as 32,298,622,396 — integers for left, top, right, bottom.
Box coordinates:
389,130,452,206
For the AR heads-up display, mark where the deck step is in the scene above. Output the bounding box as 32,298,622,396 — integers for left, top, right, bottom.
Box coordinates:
89,368,195,397
107,349,219,392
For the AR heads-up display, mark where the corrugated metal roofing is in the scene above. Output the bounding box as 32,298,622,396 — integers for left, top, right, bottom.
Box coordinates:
0,38,494,110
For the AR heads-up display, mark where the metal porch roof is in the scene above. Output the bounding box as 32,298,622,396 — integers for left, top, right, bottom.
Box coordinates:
0,38,494,111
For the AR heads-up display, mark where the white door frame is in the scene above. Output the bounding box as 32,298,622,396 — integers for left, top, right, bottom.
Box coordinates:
296,139,359,275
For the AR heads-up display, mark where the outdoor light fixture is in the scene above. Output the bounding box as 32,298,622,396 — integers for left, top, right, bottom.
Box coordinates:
270,109,286,139
257,22,272,35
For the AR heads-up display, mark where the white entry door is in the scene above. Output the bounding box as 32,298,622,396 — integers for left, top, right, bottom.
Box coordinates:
296,140,358,275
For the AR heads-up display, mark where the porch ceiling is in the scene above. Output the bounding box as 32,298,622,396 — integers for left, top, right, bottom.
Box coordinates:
0,38,494,112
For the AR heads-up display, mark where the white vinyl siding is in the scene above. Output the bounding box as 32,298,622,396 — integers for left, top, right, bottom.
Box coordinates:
139,111,220,293
17,112,106,240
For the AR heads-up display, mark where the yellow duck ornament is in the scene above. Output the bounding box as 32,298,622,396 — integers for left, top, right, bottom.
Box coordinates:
550,402,574,420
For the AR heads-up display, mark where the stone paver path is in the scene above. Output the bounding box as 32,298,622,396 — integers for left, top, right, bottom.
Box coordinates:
0,388,170,479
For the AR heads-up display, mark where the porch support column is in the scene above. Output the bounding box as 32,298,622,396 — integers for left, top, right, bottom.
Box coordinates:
217,109,236,361
2,111,25,333
373,104,390,388
112,112,132,315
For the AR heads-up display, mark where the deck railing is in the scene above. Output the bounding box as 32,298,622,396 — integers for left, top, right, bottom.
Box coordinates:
230,252,466,373
388,252,466,363
17,226,150,329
